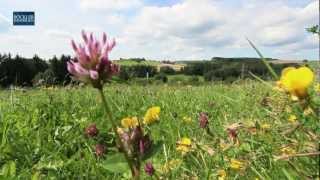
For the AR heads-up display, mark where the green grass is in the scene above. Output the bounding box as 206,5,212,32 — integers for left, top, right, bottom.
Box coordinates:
0,81,319,179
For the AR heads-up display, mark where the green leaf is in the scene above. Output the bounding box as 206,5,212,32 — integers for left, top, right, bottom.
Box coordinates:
33,158,64,171
142,141,163,161
0,161,16,177
100,153,130,174
282,168,295,180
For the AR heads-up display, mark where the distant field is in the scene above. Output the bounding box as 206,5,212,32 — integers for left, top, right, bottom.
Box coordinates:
114,60,160,66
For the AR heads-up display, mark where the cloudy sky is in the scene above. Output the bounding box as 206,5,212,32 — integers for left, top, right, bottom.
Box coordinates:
0,0,318,60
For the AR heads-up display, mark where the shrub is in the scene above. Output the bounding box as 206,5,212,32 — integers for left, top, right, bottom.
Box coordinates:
155,73,168,83
125,65,157,78
119,67,131,81
160,66,175,75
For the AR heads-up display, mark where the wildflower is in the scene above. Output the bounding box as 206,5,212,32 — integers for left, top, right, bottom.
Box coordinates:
85,124,99,137
130,126,143,142
67,30,119,89
176,137,192,155
280,146,296,155
261,123,271,130
117,127,125,135
315,83,320,93
161,159,182,174
121,117,139,129
208,101,215,107
183,116,192,123
285,106,292,113
278,66,314,99
199,112,209,128
226,123,242,144
217,169,227,180
229,159,245,170
143,106,160,125
144,162,155,176
288,115,297,123
95,144,106,157
139,135,152,156
303,107,314,116
219,140,231,151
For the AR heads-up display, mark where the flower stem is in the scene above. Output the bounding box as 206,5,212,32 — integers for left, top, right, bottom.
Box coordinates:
98,88,140,179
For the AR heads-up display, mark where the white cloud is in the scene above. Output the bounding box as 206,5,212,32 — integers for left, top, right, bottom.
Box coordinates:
80,0,142,11
46,29,73,39
0,0,317,60
117,0,318,59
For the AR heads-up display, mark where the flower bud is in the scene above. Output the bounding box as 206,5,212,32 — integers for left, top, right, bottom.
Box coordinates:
144,162,155,176
199,112,209,128
139,135,152,156
85,124,99,137
95,144,105,157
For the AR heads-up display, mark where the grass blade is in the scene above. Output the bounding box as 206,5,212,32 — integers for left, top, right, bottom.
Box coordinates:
246,38,279,80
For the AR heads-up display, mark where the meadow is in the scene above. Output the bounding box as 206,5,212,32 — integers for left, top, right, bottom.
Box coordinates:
0,80,319,179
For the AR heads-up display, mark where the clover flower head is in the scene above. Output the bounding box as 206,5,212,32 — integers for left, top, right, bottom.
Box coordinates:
199,112,209,128
95,144,106,157
144,162,155,176
67,30,119,88
85,124,99,137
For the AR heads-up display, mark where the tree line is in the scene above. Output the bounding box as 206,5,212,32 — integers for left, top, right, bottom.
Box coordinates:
0,54,71,87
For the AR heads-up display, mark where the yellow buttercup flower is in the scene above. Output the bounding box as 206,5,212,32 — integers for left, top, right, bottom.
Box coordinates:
117,127,124,135
315,83,320,93
288,115,297,123
183,116,192,123
121,117,139,128
160,159,182,174
217,169,227,180
143,106,160,125
176,137,192,155
285,106,292,113
229,159,245,170
280,146,296,155
261,123,271,130
303,107,314,116
278,66,314,99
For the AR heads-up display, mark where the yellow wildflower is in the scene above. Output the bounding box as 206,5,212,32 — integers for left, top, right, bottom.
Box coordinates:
117,127,124,135
143,106,160,125
303,107,314,116
229,159,245,170
176,137,192,155
217,169,227,180
121,117,139,128
280,146,296,155
183,116,192,123
278,66,314,99
288,115,297,123
161,159,182,174
285,106,292,113
315,83,320,93
261,123,271,130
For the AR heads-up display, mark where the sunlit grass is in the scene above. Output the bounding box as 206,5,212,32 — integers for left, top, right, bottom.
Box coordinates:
0,80,318,179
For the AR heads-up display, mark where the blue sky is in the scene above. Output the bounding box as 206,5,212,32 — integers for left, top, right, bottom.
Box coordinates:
0,0,318,60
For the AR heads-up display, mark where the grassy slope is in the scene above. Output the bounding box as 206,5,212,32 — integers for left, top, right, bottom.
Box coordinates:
114,60,160,66
0,82,318,179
